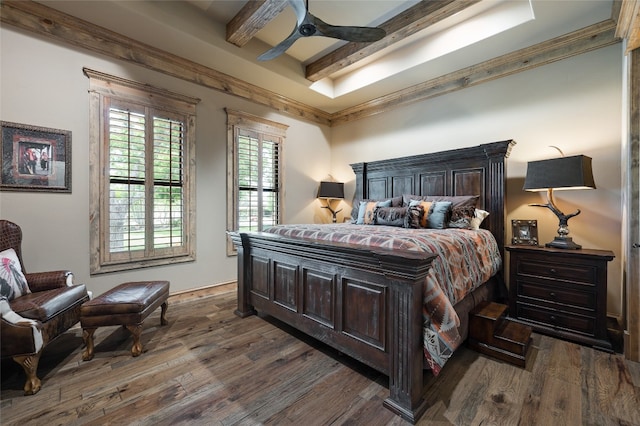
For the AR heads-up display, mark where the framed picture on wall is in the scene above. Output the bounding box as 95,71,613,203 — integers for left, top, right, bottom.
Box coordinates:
511,219,539,246
1,121,71,192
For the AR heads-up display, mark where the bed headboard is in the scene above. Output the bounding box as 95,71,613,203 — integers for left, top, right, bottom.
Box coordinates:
350,140,515,255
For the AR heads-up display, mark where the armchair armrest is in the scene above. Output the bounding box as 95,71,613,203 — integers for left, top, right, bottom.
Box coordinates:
0,297,43,356
25,271,74,292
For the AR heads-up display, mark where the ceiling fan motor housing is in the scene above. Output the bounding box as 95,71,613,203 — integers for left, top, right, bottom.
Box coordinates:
299,23,316,36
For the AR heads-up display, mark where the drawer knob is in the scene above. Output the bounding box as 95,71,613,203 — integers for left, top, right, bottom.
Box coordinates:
549,292,556,298
550,315,557,322
550,268,557,274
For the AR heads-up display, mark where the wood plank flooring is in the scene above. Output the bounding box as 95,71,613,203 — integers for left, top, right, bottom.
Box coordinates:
2,286,639,425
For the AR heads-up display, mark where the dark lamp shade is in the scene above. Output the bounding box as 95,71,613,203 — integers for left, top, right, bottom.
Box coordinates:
317,181,344,199
523,155,596,192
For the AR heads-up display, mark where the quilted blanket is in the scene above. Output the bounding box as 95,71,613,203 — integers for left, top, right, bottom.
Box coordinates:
265,223,502,375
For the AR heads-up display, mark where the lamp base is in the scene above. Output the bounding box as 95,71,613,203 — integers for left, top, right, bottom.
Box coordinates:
545,236,582,250
321,204,342,223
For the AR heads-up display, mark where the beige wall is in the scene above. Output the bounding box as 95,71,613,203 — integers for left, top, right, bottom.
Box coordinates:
331,44,624,318
0,26,332,298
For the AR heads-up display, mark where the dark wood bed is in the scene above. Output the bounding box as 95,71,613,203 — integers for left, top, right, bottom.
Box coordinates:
229,140,515,423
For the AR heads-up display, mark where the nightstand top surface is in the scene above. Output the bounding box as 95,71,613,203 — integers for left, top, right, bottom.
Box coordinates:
505,245,615,260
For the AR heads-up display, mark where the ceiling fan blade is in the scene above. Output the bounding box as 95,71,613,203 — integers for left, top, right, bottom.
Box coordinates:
257,27,304,61
288,0,307,26
313,15,386,43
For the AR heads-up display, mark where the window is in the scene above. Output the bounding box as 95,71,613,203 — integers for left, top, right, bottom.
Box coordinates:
226,109,287,254
86,68,199,274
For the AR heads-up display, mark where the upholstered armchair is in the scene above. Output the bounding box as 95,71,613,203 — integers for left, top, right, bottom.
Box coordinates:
0,219,89,395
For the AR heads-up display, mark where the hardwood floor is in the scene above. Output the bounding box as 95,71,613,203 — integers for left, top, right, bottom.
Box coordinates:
2,286,639,425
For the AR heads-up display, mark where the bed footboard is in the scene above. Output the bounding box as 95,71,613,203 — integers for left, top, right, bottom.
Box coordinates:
229,231,437,423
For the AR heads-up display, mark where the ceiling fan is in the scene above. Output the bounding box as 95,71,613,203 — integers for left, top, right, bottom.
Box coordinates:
258,0,387,61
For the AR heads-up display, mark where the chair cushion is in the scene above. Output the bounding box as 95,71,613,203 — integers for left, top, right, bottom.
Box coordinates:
10,285,88,322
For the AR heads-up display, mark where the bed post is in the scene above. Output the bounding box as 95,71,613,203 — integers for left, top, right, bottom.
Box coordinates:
382,268,430,423
230,232,256,318
481,140,515,261
351,162,366,202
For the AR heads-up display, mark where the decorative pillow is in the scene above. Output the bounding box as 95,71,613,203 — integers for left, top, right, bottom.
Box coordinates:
470,209,490,230
0,248,30,301
357,199,392,224
447,206,477,229
408,200,433,227
405,204,424,229
373,206,408,227
350,201,364,222
351,196,403,222
390,196,403,207
403,194,479,209
426,201,453,229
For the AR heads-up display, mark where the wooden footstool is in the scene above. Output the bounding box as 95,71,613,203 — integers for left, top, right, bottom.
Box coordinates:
80,280,169,361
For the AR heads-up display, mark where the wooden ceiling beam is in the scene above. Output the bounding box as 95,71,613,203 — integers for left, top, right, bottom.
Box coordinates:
304,0,480,82
226,0,288,47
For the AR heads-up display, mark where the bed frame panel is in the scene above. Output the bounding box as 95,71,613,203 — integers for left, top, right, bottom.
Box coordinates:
231,140,515,423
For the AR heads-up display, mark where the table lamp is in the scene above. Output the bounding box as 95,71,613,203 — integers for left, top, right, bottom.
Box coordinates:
523,155,595,249
317,181,344,223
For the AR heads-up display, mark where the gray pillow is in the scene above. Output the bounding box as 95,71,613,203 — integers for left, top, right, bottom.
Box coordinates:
427,201,452,229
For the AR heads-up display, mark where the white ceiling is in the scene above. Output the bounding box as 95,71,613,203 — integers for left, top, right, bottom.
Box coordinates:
41,0,615,114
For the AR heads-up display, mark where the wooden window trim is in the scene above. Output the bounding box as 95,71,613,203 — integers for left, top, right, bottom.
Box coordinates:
85,68,200,274
226,109,287,255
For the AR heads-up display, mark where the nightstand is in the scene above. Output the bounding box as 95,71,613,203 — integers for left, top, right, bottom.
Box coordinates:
506,245,615,352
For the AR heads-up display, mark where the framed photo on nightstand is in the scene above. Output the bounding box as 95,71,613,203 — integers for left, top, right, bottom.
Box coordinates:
511,219,538,245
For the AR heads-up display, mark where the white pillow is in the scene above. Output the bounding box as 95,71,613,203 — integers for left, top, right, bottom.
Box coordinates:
470,209,490,230
0,248,31,300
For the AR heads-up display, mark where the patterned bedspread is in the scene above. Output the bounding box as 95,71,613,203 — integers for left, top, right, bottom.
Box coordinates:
265,223,502,375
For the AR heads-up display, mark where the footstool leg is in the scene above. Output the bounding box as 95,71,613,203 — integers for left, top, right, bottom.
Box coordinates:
82,328,97,361
126,324,144,357
160,301,168,326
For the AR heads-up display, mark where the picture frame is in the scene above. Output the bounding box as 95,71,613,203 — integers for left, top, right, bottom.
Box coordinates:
511,219,539,246
1,121,71,192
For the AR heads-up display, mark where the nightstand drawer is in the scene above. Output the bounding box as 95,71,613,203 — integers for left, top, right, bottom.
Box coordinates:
516,258,597,285
515,303,595,336
516,279,596,311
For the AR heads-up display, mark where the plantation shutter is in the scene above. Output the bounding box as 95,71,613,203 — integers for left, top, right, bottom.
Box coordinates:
108,105,147,253
107,101,187,257
236,128,280,232
152,114,184,249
